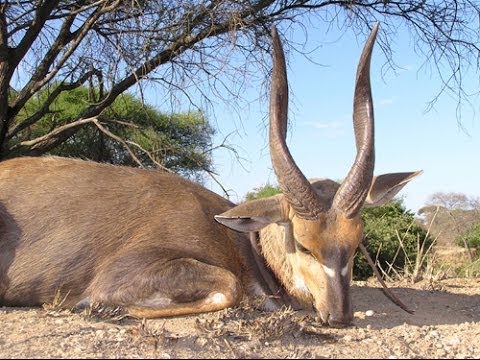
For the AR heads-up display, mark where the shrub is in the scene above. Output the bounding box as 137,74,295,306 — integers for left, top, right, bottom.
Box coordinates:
456,222,480,249
454,257,480,277
356,199,432,280
245,183,281,201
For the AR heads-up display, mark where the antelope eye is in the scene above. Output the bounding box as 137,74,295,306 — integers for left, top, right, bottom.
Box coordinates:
295,241,312,256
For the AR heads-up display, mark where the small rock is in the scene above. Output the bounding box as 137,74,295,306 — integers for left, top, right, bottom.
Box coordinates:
446,336,461,347
195,337,208,347
436,348,447,357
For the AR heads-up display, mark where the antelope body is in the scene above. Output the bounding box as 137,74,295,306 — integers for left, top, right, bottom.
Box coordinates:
0,24,420,327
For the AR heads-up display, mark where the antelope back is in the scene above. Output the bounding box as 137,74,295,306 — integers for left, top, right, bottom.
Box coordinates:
216,23,422,327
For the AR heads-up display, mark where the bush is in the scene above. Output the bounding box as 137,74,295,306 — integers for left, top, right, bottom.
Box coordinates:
456,222,480,249
454,257,480,277
355,200,432,280
245,183,281,201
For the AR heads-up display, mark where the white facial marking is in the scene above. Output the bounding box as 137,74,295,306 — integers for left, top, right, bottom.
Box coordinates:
341,264,349,277
293,276,309,294
322,264,336,278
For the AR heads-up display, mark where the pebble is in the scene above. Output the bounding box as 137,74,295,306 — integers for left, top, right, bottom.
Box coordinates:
195,337,208,346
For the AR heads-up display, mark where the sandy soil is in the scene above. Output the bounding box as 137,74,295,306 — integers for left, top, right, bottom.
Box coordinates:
0,277,479,359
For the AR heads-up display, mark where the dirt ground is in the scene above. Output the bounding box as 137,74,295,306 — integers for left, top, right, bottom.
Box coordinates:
0,277,479,359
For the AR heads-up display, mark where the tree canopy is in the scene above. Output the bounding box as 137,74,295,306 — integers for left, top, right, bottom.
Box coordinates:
423,192,480,211
1,1,479,165
17,85,214,180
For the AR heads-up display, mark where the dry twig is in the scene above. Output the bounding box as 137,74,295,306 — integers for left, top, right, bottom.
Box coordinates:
359,241,415,314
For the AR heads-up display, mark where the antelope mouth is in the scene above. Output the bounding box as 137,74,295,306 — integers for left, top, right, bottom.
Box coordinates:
317,312,353,328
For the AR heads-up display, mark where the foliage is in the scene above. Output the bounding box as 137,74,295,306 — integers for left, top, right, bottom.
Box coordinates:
245,183,281,201
456,223,480,249
434,254,480,279
356,200,432,280
454,257,480,278
15,85,214,180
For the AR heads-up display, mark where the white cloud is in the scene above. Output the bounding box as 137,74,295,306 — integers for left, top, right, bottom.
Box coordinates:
301,120,344,130
378,98,394,106
299,120,346,139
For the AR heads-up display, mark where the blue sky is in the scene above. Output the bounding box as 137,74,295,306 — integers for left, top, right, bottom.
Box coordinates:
148,22,480,213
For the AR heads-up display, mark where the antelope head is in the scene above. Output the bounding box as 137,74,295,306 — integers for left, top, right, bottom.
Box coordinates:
215,23,422,327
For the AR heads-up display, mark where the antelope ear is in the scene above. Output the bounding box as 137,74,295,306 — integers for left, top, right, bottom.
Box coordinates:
215,195,287,232
364,170,423,207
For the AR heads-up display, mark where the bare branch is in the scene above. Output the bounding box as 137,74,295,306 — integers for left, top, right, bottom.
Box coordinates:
90,118,144,168
9,67,102,139
125,140,173,173
11,116,97,154
10,0,61,68
2,0,479,166
359,241,415,314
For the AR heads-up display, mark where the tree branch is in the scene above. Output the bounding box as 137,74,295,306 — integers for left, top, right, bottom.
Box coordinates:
8,67,102,139
359,241,415,314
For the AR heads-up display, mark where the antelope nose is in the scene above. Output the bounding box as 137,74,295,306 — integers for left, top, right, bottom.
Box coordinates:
318,311,353,328
327,313,353,328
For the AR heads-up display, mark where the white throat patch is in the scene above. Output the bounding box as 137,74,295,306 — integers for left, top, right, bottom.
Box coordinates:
293,276,309,294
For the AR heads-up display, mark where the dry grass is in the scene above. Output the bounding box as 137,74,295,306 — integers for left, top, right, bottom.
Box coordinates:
42,289,71,313
376,207,479,287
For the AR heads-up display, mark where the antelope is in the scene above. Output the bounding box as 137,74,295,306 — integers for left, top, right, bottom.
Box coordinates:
0,23,420,327
216,23,421,326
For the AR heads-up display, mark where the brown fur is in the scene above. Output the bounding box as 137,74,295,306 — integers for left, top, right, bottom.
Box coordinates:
0,156,275,316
